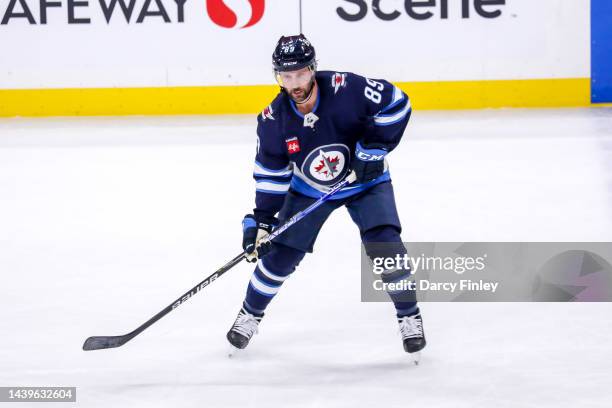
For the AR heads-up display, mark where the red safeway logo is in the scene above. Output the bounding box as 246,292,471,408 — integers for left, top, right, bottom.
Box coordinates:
206,0,265,29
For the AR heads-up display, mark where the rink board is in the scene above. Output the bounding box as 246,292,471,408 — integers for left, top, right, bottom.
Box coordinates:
591,0,612,103
0,78,591,117
0,0,603,116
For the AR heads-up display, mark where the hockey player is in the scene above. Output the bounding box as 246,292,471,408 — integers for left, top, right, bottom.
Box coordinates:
227,34,426,356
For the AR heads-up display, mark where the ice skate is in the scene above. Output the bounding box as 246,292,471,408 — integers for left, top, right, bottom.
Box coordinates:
398,313,426,364
226,308,262,356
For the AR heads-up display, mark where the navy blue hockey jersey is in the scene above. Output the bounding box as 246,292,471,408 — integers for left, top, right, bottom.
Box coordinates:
252,71,411,223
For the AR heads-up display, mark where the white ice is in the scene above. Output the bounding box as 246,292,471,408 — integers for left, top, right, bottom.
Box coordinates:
1,109,611,407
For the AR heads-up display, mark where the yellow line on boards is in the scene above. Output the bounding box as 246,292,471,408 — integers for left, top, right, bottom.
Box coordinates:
0,78,592,117
399,78,591,110
0,85,280,117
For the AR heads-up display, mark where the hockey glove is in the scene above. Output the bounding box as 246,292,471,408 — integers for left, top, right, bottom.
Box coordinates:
351,141,388,184
242,214,275,263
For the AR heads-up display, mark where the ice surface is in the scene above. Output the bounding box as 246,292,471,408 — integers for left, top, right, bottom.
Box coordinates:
1,109,611,407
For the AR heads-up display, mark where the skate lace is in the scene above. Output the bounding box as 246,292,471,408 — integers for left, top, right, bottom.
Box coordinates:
398,315,423,340
232,312,260,339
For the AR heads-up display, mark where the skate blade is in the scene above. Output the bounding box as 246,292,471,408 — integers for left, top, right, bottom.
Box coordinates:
227,345,241,359
409,351,421,366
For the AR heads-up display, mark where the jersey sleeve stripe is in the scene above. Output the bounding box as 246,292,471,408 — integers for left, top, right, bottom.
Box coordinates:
256,180,290,193
254,176,292,185
256,189,288,195
379,86,406,114
254,161,293,177
256,179,290,186
373,99,412,126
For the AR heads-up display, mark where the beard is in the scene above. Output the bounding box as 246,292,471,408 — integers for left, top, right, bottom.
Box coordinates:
288,79,315,104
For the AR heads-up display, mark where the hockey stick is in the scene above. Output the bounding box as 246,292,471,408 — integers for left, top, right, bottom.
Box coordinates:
82,172,357,351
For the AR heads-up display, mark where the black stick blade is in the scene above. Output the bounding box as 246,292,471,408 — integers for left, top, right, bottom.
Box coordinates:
83,335,131,351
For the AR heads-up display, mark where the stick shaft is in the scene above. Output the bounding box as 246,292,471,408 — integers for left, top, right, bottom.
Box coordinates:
83,173,354,350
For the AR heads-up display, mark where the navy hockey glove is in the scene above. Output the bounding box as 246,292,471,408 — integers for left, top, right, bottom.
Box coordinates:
242,214,275,263
351,141,388,184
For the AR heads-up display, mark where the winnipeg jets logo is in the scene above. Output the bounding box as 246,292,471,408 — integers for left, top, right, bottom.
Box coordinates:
302,144,349,185
331,73,347,94
303,112,319,128
314,150,340,178
261,105,274,121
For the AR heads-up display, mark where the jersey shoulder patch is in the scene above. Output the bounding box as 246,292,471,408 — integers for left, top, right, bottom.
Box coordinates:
259,92,285,122
261,104,275,121
316,71,348,95
330,72,348,94
321,71,368,96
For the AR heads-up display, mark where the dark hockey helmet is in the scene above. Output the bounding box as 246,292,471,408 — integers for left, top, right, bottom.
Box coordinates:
272,34,316,72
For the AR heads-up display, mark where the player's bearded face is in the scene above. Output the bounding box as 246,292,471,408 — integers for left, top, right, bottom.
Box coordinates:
277,67,315,103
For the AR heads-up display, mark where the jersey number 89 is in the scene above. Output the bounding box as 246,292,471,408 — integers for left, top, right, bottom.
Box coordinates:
364,78,384,104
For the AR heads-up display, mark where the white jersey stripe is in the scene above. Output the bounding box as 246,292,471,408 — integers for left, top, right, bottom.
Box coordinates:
374,99,412,125
254,162,293,177
256,180,290,192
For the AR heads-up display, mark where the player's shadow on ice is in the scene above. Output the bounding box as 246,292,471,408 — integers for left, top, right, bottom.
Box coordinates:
105,356,417,391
